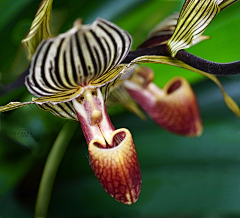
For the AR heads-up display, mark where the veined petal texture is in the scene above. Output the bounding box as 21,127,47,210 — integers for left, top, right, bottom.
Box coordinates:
25,18,132,97
22,0,53,59
36,101,78,121
88,128,142,204
167,0,221,57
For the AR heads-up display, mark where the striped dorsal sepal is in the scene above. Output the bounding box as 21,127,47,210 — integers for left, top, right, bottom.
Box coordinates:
90,64,126,88
25,18,132,98
22,0,53,59
167,0,221,57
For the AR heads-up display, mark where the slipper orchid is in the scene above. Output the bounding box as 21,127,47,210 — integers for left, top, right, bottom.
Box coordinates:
0,5,141,204
1,0,240,208
123,66,203,136
106,12,204,136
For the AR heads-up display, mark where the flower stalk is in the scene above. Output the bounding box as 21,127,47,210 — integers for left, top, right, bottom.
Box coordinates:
35,121,78,218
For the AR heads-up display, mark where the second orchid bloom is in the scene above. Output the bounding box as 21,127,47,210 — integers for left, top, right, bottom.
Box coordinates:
1,0,240,205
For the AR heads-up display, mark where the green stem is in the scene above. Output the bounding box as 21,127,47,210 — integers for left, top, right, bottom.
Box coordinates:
35,121,78,218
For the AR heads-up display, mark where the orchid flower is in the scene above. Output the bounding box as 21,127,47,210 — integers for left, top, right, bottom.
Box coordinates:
106,4,240,136
0,0,240,209
106,12,204,136
122,0,240,119
0,0,141,205
123,66,203,136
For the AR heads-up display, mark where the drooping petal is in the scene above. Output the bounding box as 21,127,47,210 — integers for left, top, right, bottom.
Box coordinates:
0,102,33,112
88,128,142,204
25,18,132,97
219,0,239,10
22,0,53,59
0,88,82,114
36,101,78,120
138,11,210,50
167,0,221,57
128,55,240,118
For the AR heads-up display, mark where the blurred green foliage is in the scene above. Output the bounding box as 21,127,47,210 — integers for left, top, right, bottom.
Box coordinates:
0,0,240,217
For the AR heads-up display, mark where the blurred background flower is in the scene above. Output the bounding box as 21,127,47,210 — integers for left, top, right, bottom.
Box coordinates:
0,0,240,217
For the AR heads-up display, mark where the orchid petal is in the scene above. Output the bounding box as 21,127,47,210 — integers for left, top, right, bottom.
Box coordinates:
88,128,142,204
138,12,179,49
0,102,33,112
138,11,209,49
0,88,82,114
22,0,53,59
219,0,239,10
25,18,131,97
99,64,134,102
167,0,220,57
36,102,78,121
129,55,240,118
90,64,126,88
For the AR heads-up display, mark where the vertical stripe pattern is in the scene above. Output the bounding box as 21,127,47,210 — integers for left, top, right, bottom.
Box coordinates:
25,18,132,99
36,102,78,120
167,0,221,57
22,0,53,58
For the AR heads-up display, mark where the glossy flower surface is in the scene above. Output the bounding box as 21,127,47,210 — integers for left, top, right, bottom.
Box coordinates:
0,0,240,208
0,8,142,204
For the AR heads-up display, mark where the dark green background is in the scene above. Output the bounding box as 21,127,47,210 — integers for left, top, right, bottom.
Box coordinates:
0,0,240,217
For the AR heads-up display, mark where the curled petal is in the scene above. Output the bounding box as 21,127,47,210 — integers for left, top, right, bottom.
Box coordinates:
22,0,53,59
0,101,33,112
0,88,82,116
219,0,239,10
124,75,202,136
138,11,209,49
88,128,142,204
167,0,220,57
